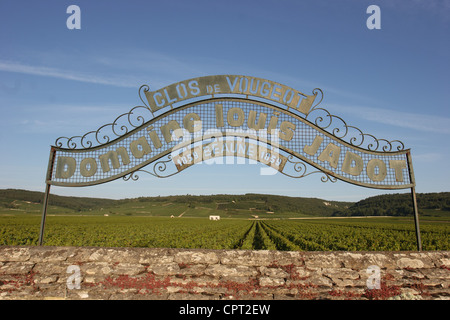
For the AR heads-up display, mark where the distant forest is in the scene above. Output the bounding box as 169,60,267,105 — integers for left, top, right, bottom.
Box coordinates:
332,192,450,217
0,189,117,211
0,189,449,217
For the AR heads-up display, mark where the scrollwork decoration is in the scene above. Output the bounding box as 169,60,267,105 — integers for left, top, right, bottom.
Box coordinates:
280,155,336,183
123,154,179,182
55,85,153,149
138,84,151,109
306,88,405,152
123,171,141,181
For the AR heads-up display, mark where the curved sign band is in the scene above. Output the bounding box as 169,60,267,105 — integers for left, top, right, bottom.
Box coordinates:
47,93,414,190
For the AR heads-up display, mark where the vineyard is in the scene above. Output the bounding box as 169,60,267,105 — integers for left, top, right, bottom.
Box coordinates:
0,215,448,251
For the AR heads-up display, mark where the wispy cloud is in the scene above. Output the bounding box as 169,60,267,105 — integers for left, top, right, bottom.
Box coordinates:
2,102,134,136
0,47,213,90
328,103,450,135
0,60,139,88
379,0,450,22
413,152,444,163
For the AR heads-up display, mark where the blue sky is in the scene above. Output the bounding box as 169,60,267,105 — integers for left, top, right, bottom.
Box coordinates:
0,0,449,202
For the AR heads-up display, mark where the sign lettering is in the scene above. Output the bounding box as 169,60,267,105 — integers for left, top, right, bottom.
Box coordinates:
145,75,317,115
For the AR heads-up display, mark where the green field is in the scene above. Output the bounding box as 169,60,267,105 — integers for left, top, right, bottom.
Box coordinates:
1,214,448,251
0,190,448,251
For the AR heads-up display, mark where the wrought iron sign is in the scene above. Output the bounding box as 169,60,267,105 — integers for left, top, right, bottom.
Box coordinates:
39,75,421,250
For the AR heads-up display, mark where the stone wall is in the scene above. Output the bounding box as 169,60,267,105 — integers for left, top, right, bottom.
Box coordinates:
0,246,448,300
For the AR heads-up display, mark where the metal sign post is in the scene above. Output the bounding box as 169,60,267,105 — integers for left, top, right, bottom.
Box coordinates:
39,147,56,246
410,187,422,251
38,183,51,246
407,151,422,251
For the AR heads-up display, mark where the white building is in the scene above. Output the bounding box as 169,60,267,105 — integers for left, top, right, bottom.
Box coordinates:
209,215,220,221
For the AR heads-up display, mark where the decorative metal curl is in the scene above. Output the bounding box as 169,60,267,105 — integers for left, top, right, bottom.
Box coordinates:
123,171,141,181
153,155,178,178
306,88,405,152
138,84,151,109
123,154,179,182
55,85,154,149
280,155,335,183
320,173,337,183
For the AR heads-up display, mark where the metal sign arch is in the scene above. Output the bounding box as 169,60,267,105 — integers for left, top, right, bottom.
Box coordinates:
39,75,421,250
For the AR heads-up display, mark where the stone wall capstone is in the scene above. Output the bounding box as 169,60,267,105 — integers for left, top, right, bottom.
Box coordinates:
0,246,448,300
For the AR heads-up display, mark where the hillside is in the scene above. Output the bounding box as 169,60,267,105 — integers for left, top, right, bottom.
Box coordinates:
0,189,351,218
0,189,449,218
0,189,117,211
332,192,450,217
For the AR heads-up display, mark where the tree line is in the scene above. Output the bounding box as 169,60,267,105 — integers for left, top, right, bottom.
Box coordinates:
331,192,450,217
1,189,448,217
